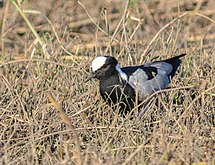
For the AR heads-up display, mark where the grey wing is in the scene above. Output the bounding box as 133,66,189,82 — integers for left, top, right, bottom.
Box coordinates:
144,61,173,75
128,62,173,101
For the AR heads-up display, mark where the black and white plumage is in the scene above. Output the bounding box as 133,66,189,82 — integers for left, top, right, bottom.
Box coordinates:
86,54,186,115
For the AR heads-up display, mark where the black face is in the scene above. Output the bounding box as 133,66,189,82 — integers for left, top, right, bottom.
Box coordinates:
85,56,118,82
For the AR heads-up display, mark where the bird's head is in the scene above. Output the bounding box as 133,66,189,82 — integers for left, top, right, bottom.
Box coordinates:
85,56,119,82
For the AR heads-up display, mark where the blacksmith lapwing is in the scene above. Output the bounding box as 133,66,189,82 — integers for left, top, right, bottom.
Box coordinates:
86,54,186,115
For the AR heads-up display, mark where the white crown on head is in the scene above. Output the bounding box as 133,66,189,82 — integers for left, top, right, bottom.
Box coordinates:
91,56,107,72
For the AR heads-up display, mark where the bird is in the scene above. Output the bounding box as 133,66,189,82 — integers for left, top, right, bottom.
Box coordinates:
86,54,186,115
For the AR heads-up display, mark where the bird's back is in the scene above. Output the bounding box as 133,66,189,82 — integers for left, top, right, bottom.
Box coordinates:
121,54,186,101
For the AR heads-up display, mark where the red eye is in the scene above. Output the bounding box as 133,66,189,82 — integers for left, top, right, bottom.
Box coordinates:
102,64,108,69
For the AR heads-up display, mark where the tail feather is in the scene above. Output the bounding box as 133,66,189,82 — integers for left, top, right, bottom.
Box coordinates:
162,53,186,77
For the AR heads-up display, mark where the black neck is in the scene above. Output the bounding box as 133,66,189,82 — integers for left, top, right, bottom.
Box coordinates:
99,71,121,88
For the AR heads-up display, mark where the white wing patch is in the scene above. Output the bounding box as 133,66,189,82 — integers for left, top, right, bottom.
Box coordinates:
91,56,107,72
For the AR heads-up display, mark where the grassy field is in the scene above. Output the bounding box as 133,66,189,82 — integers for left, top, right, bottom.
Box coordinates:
0,0,215,164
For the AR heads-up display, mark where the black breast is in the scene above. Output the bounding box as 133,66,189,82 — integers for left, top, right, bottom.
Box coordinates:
99,73,135,115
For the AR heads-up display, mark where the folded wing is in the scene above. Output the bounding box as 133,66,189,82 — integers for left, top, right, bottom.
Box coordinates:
121,54,185,101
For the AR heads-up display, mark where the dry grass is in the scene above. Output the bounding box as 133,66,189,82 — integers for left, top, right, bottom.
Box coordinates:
0,0,215,164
